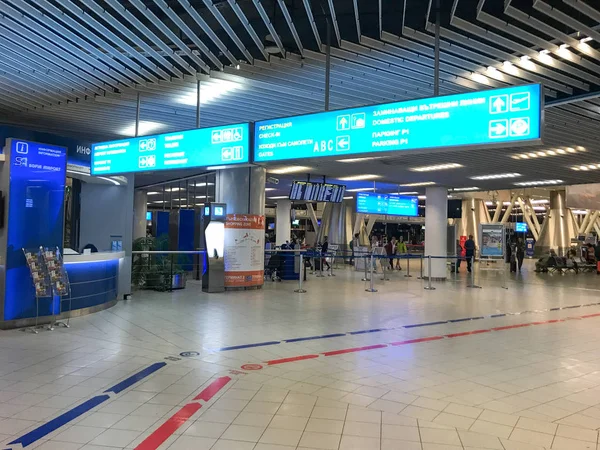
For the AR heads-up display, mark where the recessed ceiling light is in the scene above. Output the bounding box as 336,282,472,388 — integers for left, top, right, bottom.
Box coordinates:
471,72,489,84
343,196,354,199
336,157,384,163
337,174,381,181
576,146,586,151
390,191,419,195
410,163,463,172
194,182,215,187
165,187,183,192
206,165,229,170
268,196,289,199
119,121,164,137
399,181,436,187
452,187,480,191
470,173,521,180
176,79,243,106
571,163,600,171
269,166,312,174
346,187,376,192
265,188,276,191
513,180,563,186
147,191,160,195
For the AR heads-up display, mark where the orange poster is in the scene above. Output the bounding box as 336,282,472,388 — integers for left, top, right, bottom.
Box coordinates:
224,214,265,287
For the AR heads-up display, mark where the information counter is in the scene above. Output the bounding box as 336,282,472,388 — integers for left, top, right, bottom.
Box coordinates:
63,251,125,317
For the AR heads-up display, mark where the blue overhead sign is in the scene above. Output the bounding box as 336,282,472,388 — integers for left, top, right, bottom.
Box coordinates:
92,124,250,175
356,192,419,217
254,84,542,162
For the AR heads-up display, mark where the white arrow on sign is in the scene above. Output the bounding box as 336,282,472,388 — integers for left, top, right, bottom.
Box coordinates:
492,97,505,113
491,123,506,135
337,137,350,149
339,117,348,126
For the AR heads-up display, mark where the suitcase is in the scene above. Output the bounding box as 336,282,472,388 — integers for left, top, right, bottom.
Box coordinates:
510,260,517,272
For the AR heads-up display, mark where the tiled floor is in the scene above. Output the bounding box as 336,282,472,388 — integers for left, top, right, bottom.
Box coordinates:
1,261,600,449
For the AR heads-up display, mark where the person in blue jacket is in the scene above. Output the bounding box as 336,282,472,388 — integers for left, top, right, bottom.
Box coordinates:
464,235,476,273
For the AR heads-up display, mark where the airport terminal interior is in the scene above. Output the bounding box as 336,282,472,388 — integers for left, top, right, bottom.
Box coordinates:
4,1,600,449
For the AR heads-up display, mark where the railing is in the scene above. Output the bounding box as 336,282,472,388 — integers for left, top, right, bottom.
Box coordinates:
131,250,206,292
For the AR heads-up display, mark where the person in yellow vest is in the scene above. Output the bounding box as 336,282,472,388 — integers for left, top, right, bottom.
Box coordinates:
395,236,407,270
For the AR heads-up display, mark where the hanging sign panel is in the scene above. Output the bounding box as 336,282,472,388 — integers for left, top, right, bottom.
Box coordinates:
91,123,250,175
254,84,542,162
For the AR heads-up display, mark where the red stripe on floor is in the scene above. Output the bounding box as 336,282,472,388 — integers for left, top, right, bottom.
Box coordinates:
446,329,491,338
135,403,201,450
390,336,444,346
322,344,388,356
193,376,231,402
266,355,319,365
492,323,532,331
582,313,600,318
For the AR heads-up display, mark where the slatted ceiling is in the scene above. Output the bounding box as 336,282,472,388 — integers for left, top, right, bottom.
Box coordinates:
0,0,599,193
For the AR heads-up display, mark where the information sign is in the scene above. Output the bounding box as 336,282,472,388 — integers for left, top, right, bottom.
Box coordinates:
479,224,505,257
515,222,528,233
289,181,345,202
254,84,542,162
356,192,418,217
92,124,250,175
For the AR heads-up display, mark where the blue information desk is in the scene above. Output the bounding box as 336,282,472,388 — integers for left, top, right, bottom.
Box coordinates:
92,123,250,175
254,84,542,162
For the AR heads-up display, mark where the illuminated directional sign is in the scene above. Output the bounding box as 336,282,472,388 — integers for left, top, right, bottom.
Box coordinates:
91,123,250,175
254,84,542,162
356,192,419,217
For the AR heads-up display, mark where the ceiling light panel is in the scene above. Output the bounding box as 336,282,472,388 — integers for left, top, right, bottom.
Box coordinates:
470,173,521,180
399,182,436,187
409,163,463,172
337,174,381,181
511,146,585,159
336,157,384,163
572,163,600,171
513,180,563,186
346,187,376,192
269,166,312,174
452,187,480,191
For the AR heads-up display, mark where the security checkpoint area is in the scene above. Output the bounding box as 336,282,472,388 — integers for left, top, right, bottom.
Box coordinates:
3,1,600,450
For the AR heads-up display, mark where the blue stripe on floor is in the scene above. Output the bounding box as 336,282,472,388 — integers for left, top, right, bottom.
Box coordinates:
104,362,166,394
349,328,387,335
8,395,109,448
404,321,447,328
219,341,281,351
490,314,507,317
448,317,484,323
284,333,346,343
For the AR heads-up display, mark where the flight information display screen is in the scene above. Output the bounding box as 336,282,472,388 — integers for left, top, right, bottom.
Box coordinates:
356,192,419,216
254,84,542,162
289,181,346,203
91,123,250,175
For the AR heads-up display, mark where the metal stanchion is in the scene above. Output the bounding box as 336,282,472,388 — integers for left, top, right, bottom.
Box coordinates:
404,255,412,278
316,252,325,277
467,256,482,289
417,255,424,279
424,256,435,290
381,256,390,281
329,252,336,277
501,261,509,290
365,254,377,292
361,253,370,281
294,253,307,293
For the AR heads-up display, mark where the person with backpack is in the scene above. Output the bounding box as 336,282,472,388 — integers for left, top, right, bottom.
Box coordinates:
385,237,397,270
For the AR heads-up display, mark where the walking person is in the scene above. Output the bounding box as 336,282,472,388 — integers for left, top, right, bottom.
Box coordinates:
396,236,407,270
516,237,525,272
321,236,331,271
385,237,397,270
464,234,476,273
456,239,463,271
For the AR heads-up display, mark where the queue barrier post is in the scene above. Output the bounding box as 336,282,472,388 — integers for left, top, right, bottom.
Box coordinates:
424,255,435,290
361,253,370,281
381,256,390,281
404,255,412,278
417,255,424,279
329,252,336,277
294,253,307,293
316,251,325,278
365,254,377,292
467,256,482,289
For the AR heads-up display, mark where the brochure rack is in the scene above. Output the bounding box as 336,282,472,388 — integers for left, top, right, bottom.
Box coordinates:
23,246,71,333
41,247,72,329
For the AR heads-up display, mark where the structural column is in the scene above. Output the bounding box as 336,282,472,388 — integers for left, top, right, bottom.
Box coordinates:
215,166,266,215
424,186,448,280
133,189,148,240
275,199,292,246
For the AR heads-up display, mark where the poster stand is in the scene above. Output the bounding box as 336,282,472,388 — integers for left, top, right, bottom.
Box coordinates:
478,224,507,290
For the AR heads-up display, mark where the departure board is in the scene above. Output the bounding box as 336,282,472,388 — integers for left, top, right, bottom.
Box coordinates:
356,192,418,216
254,84,542,162
289,181,346,202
